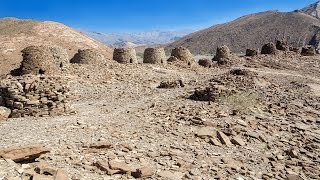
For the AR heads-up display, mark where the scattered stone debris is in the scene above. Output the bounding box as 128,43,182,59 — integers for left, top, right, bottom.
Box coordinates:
217,131,232,146
167,56,180,63
198,59,212,68
0,75,74,118
113,47,138,63
301,45,316,56
245,48,258,56
261,42,277,55
0,145,49,163
143,47,167,64
289,46,300,53
70,49,105,64
158,80,184,89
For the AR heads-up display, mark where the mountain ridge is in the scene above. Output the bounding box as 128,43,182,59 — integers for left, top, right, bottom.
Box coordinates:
167,3,320,54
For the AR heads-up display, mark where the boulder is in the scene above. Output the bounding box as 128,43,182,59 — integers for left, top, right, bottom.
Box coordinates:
0,106,11,121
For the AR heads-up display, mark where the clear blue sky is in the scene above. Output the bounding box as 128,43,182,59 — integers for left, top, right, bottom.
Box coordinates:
0,0,317,32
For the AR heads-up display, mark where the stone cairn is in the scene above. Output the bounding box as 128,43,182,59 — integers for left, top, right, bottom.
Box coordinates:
113,48,138,64
245,49,258,56
301,46,316,56
0,75,73,118
276,39,289,51
169,47,194,64
213,45,231,65
198,59,212,68
261,43,277,55
143,48,166,64
70,49,105,64
14,45,68,75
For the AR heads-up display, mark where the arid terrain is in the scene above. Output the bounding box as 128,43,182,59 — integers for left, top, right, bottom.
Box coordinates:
0,46,320,180
0,2,320,180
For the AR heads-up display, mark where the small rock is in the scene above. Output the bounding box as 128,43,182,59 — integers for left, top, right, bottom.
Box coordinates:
131,167,154,178
158,171,182,180
196,127,216,139
54,169,68,180
231,136,245,146
94,160,120,175
108,159,132,173
217,131,232,146
209,138,222,146
287,149,299,159
0,106,11,121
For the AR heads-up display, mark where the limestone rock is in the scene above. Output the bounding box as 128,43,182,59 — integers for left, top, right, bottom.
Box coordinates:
231,136,246,146
108,159,132,173
131,167,154,178
0,145,50,163
0,106,11,121
217,131,232,146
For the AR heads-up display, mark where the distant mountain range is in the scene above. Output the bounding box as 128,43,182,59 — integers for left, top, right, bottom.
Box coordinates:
83,30,195,48
167,1,320,54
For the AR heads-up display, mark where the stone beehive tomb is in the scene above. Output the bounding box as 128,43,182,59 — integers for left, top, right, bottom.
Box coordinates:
276,39,289,51
17,45,68,75
0,75,73,118
245,49,258,56
113,48,138,63
261,43,277,55
70,49,105,64
213,45,231,61
143,47,167,64
170,47,194,64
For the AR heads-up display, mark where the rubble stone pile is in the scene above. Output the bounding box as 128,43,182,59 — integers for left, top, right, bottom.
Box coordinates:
170,47,194,64
301,45,316,56
0,75,73,118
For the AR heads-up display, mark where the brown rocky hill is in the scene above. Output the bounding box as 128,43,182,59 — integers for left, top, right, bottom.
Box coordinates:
167,10,320,54
0,18,113,75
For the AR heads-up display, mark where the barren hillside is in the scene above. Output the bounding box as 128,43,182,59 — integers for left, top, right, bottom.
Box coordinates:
167,11,320,54
0,18,113,75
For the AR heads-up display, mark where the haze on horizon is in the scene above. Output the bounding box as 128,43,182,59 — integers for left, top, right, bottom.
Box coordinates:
0,0,317,32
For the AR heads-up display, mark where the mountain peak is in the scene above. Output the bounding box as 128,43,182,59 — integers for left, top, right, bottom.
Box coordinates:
301,1,320,19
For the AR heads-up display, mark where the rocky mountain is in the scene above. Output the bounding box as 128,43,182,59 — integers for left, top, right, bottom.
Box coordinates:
0,18,113,75
301,1,320,19
167,3,320,55
84,30,194,48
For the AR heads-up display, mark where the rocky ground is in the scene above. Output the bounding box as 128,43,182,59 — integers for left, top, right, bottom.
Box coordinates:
0,52,320,179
